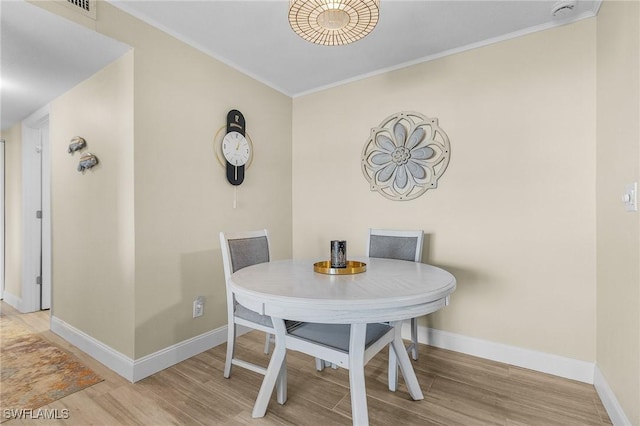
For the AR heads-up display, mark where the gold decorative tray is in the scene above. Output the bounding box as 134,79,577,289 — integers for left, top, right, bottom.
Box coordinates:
313,260,367,275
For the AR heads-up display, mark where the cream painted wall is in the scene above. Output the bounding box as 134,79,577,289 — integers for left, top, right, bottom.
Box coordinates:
50,52,135,357
0,125,23,300
31,1,292,359
293,20,597,361
596,1,640,424
96,3,293,358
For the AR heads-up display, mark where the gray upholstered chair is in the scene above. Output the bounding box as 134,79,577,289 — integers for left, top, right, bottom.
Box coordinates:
219,229,278,379
261,319,402,425
366,228,424,360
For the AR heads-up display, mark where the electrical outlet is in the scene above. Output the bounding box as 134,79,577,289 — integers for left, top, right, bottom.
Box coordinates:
623,182,638,212
193,296,204,318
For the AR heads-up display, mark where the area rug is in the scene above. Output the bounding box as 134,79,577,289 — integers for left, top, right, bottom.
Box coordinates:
0,314,103,418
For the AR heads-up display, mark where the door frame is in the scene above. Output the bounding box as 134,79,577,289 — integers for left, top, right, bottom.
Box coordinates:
22,105,51,312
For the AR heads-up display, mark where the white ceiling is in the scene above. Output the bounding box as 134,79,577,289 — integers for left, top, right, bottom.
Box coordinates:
0,0,130,131
1,0,601,132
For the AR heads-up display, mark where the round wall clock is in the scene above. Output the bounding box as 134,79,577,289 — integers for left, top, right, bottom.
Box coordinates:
361,111,451,201
214,109,254,186
222,131,250,169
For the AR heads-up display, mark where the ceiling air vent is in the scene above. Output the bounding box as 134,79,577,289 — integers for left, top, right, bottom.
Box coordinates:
64,0,97,20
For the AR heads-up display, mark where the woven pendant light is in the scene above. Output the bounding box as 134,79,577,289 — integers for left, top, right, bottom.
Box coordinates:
288,0,380,46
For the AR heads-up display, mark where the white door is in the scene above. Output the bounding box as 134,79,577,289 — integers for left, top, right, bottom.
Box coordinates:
0,139,4,300
22,106,50,311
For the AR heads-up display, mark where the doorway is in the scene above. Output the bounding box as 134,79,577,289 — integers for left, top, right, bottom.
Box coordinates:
22,106,51,312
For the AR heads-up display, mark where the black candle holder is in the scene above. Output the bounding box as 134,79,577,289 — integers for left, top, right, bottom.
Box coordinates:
330,240,347,268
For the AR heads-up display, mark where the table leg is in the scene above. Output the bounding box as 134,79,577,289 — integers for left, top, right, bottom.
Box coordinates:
252,318,287,418
277,356,287,404
410,318,419,360
389,320,424,401
388,343,398,392
348,323,369,426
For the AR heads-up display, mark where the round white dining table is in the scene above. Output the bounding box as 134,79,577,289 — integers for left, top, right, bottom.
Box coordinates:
228,257,456,424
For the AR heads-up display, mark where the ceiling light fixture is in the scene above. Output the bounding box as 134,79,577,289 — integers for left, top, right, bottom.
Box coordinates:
551,0,576,17
288,0,380,46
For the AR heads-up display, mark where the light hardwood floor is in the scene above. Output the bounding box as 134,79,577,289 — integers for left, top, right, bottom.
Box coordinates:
1,301,611,425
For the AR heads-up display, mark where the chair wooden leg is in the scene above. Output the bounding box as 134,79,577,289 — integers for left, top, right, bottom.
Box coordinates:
252,318,287,418
224,320,236,378
390,321,423,401
348,323,369,426
410,317,418,360
264,332,271,354
315,358,337,371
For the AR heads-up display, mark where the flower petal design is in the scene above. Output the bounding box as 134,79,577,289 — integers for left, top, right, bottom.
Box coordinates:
411,146,435,160
406,160,426,179
427,149,443,164
370,153,391,165
377,162,396,182
394,122,407,146
361,112,451,201
395,165,408,188
406,127,425,150
376,134,396,152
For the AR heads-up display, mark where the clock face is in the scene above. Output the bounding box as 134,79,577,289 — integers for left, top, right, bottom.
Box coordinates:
222,131,250,166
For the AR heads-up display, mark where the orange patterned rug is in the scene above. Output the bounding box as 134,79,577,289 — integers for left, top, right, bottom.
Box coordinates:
0,314,103,418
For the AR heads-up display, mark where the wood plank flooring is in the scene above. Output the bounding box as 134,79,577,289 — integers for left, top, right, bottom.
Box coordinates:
1,301,611,425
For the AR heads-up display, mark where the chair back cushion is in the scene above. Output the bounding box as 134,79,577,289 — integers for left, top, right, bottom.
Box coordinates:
369,235,419,262
228,236,270,272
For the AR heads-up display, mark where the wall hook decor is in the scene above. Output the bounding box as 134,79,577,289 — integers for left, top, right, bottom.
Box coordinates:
77,152,99,172
68,136,87,154
361,111,451,201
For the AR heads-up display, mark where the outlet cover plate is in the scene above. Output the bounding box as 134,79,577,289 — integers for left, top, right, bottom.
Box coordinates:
623,182,638,212
193,296,204,318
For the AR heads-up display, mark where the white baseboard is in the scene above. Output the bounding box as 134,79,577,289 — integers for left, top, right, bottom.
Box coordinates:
132,326,228,382
594,366,633,426
1,291,23,312
51,316,227,382
406,324,595,384
412,325,630,423
51,316,135,380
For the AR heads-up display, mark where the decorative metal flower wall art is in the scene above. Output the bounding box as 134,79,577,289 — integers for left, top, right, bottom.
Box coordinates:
361,111,451,201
